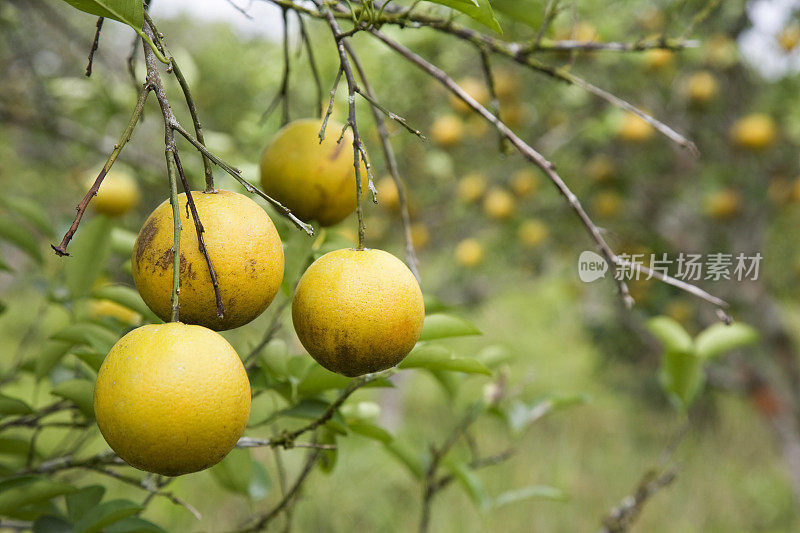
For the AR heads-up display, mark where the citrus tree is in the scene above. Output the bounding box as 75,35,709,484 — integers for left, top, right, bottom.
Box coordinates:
1,0,798,530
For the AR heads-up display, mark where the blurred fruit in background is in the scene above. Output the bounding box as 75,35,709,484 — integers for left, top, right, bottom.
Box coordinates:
518,218,549,248
449,77,490,113
431,114,465,147
483,187,515,221
730,113,777,151
704,188,742,220
617,112,654,142
454,238,484,267
510,169,539,197
458,172,488,204
685,70,719,105
778,22,800,52
89,167,141,217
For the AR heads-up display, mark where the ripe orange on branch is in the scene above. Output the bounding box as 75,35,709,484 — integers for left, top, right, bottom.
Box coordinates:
259,118,367,226
132,189,284,331
292,248,425,377
94,323,251,476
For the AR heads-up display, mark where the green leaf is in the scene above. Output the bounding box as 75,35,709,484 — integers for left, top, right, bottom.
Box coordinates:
503,394,590,433
258,339,290,378
106,516,166,533
0,477,77,515
64,216,112,299
0,217,43,264
494,485,567,507
695,322,759,360
0,394,33,417
490,0,544,28
34,341,74,379
59,0,143,29
447,461,490,512
280,230,314,296
646,316,694,354
476,345,515,369
33,516,72,533
348,422,393,443
73,499,144,533
210,448,252,495
67,485,105,522
51,379,95,418
73,348,106,373
419,314,481,341
110,228,138,257
383,441,426,480
1,196,54,238
91,284,160,322
399,345,491,375
297,365,351,396
317,428,338,474
659,350,704,411
425,0,502,33
0,436,37,458
51,322,118,353
249,462,272,501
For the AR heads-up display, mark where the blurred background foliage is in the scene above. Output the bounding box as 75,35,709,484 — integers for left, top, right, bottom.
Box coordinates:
3,0,800,530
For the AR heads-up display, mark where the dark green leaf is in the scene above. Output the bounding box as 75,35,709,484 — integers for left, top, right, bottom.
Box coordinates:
646,316,694,355
51,379,95,418
399,345,491,375
425,0,502,33
73,348,106,373
34,341,74,379
64,216,112,299
249,462,272,501
494,485,567,507
317,427,338,474
0,217,43,264
33,515,72,533
0,394,33,417
419,314,481,341
1,196,54,238
210,448,252,495
0,436,37,457
0,477,77,515
67,485,105,522
73,499,144,533
695,322,759,360
59,0,143,29
297,365,351,396
491,0,544,28
106,516,167,533
51,322,118,353
348,422,393,443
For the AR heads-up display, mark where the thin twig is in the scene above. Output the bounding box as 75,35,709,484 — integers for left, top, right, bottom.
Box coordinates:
172,151,226,318
51,84,150,256
297,12,324,116
343,40,421,283
85,17,104,77
261,7,292,125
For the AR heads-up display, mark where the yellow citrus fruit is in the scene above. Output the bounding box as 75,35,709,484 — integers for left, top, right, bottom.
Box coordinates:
483,187,515,221
89,299,141,325
618,113,654,143
778,23,800,52
644,49,674,70
292,248,424,377
585,154,615,184
132,189,283,331
410,223,430,249
94,323,251,476
259,118,366,226
431,114,465,147
592,191,624,218
686,71,718,105
376,176,400,211
455,238,484,268
730,113,777,150
518,219,549,248
510,169,539,197
449,77,490,113
457,173,487,203
705,34,738,69
502,103,528,129
493,70,519,101
90,168,141,217
704,188,741,220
